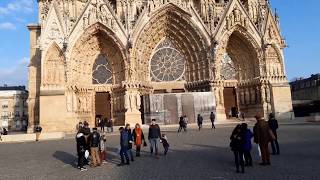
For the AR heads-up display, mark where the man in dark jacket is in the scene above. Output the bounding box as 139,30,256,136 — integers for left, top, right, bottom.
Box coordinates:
99,117,105,132
210,112,216,130
230,124,245,173
268,113,280,155
253,114,271,165
88,128,101,167
119,127,130,166
197,114,203,131
148,119,161,158
76,131,87,171
125,124,134,161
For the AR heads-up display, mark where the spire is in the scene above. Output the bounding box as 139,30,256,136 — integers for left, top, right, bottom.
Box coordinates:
274,8,279,23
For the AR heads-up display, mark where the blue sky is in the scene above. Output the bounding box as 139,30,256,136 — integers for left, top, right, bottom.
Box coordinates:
0,0,319,86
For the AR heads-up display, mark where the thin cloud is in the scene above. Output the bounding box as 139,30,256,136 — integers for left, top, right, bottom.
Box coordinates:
0,57,29,86
0,22,16,30
0,0,34,15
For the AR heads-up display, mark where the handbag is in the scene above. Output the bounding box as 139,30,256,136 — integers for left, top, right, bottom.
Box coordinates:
84,150,89,159
143,141,147,147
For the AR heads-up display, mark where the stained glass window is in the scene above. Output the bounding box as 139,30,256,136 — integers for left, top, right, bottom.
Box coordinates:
92,54,113,84
150,38,186,82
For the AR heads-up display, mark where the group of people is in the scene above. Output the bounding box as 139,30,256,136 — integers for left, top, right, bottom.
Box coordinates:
76,121,108,171
75,119,170,171
95,117,113,133
178,115,188,132
196,112,216,131
177,112,216,132
118,119,169,166
230,113,280,173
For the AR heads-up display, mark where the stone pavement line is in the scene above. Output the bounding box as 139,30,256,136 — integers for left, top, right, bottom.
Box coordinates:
1,118,312,144
1,123,320,180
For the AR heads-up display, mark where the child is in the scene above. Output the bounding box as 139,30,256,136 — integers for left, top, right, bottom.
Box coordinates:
160,134,170,155
100,134,107,164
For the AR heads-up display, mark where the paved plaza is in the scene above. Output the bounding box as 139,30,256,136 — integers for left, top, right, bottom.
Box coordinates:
1,122,320,180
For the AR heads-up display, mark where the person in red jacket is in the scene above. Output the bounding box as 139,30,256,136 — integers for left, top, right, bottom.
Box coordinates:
132,123,145,157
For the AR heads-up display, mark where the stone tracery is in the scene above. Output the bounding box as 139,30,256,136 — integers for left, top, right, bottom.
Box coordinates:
150,38,186,82
92,54,113,84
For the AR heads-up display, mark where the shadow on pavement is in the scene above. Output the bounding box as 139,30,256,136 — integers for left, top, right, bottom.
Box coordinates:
53,151,77,168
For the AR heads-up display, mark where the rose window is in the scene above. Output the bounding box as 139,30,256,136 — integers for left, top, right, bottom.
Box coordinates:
92,54,113,84
150,39,185,82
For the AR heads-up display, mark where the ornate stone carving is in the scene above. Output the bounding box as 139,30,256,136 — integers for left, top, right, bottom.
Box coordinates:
42,43,66,89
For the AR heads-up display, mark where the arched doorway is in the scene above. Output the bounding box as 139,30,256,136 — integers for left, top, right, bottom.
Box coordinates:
132,4,212,124
220,30,262,119
69,23,127,126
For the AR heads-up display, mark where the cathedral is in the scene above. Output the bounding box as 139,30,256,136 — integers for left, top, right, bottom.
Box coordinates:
27,0,293,132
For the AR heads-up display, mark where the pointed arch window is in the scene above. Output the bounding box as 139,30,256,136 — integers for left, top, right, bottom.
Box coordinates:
92,54,113,84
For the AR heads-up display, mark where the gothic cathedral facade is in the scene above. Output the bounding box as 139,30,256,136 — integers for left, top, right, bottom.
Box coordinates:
28,0,293,132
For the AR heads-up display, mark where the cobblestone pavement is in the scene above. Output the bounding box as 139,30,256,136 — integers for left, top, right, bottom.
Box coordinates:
0,123,320,180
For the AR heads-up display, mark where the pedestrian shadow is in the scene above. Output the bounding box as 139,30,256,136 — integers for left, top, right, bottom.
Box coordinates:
52,151,77,168
106,147,121,165
185,143,229,150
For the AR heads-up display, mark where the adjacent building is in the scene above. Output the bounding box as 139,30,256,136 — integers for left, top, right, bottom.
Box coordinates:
0,86,28,131
290,74,320,116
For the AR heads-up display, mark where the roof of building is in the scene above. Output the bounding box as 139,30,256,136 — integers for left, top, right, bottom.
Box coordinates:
290,74,320,85
0,85,26,91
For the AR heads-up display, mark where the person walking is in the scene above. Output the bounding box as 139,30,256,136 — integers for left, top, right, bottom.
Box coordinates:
210,112,216,130
230,124,245,173
148,119,161,158
35,125,42,141
268,113,280,155
76,131,87,171
197,114,203,131
253,114,272,166
88,128,101,167
100,118,105,132
100,133,107,164
183,115,188,129
125,124,134,162
241,112,245,121
119,127,130,166
242,123,253,166
107,118,114,133
132,123,145,157
160,134,170,155
178,116,186,132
